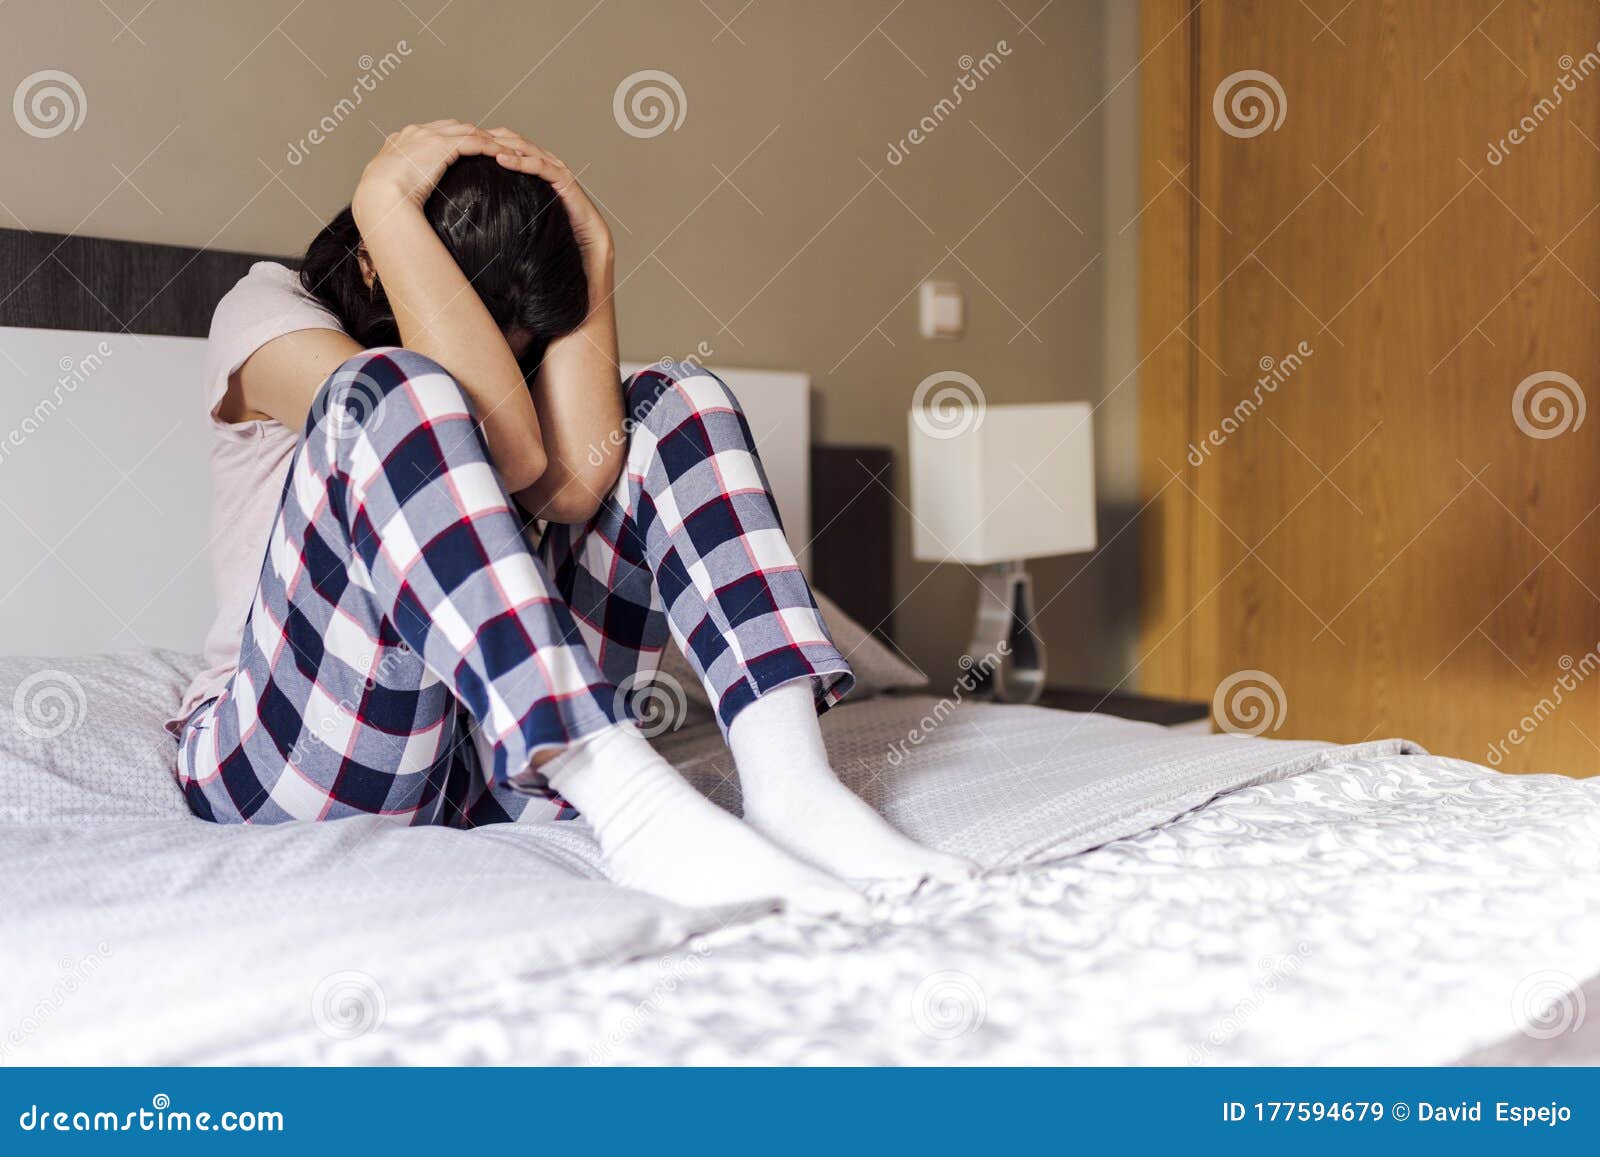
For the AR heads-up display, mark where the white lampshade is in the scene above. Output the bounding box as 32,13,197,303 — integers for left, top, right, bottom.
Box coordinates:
908,401,1097,565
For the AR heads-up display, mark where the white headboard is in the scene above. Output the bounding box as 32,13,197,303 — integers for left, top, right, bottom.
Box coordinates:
620,359,810,578
0,326,810,657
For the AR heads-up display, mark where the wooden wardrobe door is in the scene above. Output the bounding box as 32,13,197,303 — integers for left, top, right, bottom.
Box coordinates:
1140,0,1600,774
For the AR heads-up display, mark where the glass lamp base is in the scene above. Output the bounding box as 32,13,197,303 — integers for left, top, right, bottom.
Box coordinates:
964,560,1046,704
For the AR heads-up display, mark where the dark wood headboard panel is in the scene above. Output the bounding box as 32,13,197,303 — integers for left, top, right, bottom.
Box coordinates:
809,445,896,644
0,227,896,640
0,227,281,337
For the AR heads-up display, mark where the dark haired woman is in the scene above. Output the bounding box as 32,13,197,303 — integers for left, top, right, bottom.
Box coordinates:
168,121,971,910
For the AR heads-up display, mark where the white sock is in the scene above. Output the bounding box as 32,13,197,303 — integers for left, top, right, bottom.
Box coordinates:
540,722,864,914
729,682,976,884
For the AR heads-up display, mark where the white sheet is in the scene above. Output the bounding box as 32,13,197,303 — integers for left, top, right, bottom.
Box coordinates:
0,811,775,1063
3,656,1597,1065
208,750,1600,1066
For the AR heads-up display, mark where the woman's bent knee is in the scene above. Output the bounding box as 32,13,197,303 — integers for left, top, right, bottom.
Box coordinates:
623,360,743,436
306,347,474,445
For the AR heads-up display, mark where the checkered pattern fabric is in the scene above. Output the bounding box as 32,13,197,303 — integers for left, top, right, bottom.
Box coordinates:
543,363,853,731
176,350,852,828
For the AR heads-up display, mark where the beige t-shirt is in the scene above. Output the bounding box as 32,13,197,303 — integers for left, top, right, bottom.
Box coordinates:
169,262,346,731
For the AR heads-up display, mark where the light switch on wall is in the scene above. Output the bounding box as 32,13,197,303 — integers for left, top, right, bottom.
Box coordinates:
919,280,965,339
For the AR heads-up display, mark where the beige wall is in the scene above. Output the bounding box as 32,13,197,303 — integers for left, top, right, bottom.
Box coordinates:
2,0,1139,688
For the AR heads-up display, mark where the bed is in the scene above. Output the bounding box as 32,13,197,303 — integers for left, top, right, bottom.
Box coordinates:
2,229,1598,1066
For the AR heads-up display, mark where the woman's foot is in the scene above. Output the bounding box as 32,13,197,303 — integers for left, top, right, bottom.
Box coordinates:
728,683,978,885
742,777,979,885
539,724,865,915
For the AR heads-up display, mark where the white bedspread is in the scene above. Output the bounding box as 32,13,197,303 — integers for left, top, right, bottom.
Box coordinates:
227,751,1600,1066
3,665,1597,1065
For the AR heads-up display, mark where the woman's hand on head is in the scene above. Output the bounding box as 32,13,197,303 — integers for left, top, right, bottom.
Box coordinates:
486,128,614,270
347,120,552,493
352,120,509,226
485,130,623,520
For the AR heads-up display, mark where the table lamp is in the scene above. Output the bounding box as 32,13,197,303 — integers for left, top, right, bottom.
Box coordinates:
907,400,1097,703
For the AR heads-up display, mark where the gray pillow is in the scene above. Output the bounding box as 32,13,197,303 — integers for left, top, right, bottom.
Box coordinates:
652,589,926,730
809,589,929,695
0,592,925,823
0,649,200,823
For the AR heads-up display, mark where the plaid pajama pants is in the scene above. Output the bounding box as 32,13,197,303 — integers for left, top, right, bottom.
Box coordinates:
176,349,853,827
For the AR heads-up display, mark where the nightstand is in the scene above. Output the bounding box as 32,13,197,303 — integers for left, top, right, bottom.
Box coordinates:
1034,685,1212,733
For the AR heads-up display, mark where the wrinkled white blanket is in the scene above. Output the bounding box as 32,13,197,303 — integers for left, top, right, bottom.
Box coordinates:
2,653,1596,1065
224,753,1600,1066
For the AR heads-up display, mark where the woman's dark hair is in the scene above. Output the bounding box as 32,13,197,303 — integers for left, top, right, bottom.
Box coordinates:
300,156,589,373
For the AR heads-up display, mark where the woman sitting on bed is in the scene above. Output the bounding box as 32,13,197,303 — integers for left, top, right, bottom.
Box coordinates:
169,120,971,910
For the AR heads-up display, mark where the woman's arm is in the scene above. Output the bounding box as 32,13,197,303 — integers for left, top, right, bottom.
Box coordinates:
222,326,365,426
236,122,550,489
487,129,627,524
237,122,546,489
348,121,547,491
515,256,624,523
